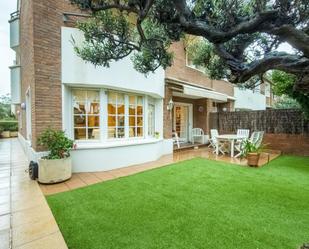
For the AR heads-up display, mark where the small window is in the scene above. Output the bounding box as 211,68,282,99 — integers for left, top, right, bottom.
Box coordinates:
73,89,100,140
108,92,125,138
129,95,143,137
148,102,155,137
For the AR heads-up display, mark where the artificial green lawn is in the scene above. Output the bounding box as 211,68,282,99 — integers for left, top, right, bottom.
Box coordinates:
47,156,309,249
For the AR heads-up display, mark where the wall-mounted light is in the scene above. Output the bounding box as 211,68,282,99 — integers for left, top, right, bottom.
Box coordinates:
167,99,174,111
222,107,227,112
21,102,26,110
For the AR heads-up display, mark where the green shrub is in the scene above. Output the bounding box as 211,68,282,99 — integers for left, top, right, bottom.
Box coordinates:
0,120,18,132
38,128,74,159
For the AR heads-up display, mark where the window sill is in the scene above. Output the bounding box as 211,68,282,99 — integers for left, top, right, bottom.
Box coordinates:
74,138,163,150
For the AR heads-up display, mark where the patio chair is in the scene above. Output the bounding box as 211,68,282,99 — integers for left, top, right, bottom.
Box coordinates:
210,129,226,155
234,131,264,158
250,131,264,147
172,131,180,149
191,128,204,144
237,129,250,139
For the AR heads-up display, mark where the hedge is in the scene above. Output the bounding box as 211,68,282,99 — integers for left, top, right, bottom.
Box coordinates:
0,120,18,132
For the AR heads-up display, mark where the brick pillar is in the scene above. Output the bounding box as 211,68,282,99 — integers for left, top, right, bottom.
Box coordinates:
163,86,173,139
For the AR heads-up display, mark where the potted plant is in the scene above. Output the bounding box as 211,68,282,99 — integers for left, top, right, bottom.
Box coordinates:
155,132,160,139
241,140,264,167
37,128,74,184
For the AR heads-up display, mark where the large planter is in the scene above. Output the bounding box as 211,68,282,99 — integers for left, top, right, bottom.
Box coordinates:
10,131,18,137
247,153,260,167
38,157,72,184
1,131,10,138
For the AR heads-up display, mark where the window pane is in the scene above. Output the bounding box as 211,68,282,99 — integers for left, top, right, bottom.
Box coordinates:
137,106,143,115
74,128,86,140
129,105,136,115
108,115,116,126
74,103,85,114
148,104,155,136
72,90,86,102
118,128,125,138
88,128,100,140
118,116,125,126
74,116,86,127
129,96,136,105
129,127,135,137
129,116,136,126
109,92,117,104
117,93,125,104
137,117,143,126
87,91,100,103
137,96,143,106
137,127,143,137
108,127,116,138
108,103,116,114
88,103,99,114
88,115,100,127
117,104,125,115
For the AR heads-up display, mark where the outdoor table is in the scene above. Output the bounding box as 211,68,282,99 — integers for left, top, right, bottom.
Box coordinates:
216,134,247,157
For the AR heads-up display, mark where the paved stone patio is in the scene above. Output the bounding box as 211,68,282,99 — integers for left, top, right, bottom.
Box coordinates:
40,145,281,196
0,139,67,249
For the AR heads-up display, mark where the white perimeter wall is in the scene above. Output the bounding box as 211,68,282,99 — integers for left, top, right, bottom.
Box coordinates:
234,87,266,110
61,27,165,98
71,139,173,172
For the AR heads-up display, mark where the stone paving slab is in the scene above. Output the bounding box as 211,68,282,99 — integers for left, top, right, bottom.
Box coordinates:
0,139,68,249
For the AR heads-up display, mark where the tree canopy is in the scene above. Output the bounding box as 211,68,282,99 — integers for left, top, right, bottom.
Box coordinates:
70,0,309,95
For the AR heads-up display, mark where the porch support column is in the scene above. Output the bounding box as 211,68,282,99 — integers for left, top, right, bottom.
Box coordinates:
163,85,173,139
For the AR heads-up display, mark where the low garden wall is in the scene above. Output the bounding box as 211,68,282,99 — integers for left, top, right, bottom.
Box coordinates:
0,120,18,138
209,109,309,156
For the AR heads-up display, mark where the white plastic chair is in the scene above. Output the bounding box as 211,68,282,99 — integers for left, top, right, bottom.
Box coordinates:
191,128,204,144
250,131,264,147
237,129,250,139
235,131,264,158
210,129,226,155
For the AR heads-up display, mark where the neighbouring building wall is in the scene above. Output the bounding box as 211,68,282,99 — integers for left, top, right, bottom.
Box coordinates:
234,87,266,110
209,109,309,156
19,0,35,141
165,41,234,96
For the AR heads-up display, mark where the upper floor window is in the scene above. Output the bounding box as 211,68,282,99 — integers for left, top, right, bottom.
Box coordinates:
73,89,100,140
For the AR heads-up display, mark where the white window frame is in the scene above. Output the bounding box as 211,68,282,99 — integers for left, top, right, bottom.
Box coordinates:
72,88,101,142
70,88,153,144
185,50,206,73
147,98,156,137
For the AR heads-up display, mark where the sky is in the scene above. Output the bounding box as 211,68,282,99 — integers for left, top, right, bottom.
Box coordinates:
0,1,17,96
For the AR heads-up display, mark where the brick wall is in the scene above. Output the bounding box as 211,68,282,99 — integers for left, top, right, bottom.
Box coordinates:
20,0,35,139
166,41,234,97
20,0,80,150
209,109,309,155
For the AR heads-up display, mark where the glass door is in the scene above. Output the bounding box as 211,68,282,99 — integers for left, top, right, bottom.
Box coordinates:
173,104,189,142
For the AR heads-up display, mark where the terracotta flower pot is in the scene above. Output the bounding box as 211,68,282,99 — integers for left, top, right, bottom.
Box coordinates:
247,153,260,167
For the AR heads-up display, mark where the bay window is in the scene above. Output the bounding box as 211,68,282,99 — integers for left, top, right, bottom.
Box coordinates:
72,88,155,142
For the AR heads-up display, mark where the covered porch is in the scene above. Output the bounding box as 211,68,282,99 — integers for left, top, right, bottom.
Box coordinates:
164,78,235,150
